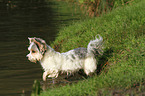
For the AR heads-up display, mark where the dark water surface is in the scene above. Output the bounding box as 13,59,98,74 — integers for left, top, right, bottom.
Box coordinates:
0,0,81,95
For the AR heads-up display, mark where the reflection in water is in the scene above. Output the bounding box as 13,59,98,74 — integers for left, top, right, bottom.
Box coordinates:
0,0,82,95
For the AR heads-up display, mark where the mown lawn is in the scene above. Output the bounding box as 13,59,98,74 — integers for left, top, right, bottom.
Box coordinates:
40,0,145,95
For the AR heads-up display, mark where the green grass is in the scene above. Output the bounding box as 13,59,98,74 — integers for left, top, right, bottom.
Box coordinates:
40,0,145,95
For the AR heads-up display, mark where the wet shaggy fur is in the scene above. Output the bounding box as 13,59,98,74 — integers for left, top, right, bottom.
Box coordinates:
27,35,104,81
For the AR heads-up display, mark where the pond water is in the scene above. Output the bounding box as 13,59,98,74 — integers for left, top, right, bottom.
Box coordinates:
0,0,82,95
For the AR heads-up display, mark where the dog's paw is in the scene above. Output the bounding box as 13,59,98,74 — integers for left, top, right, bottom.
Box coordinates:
48,73,59,78
43,71,48,81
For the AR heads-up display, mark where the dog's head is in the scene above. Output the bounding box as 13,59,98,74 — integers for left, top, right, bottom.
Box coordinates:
26,37,47,63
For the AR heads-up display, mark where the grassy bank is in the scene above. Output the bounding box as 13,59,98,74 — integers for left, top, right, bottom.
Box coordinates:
40,0,145,95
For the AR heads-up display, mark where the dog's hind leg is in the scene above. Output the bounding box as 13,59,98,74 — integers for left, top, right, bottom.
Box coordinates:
84,57,97,75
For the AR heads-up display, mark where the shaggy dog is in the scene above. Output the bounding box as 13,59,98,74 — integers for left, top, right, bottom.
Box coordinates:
27,35,103,81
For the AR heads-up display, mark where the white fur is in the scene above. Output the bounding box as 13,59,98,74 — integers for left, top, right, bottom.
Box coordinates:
27,35,103,81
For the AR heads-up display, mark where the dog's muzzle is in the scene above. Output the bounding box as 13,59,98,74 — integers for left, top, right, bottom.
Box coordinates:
26,54,37,63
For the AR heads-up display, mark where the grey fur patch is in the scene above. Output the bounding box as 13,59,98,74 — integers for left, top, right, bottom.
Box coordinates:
90,44,94,47
73,48,87,59
71,55,76,59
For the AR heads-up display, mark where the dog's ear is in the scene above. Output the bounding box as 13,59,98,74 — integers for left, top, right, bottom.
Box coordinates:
28,37,34,43
33,37,47,55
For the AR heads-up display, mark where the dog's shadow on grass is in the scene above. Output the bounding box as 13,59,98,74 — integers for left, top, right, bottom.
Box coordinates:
96,47,114,75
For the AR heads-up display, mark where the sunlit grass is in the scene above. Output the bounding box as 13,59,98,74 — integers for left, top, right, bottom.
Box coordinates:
40,0,145,95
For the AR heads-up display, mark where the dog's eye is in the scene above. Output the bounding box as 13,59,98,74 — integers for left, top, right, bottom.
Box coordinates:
32,50,36,53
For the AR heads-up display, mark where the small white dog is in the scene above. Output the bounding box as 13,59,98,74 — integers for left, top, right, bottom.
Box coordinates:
27,35,103,81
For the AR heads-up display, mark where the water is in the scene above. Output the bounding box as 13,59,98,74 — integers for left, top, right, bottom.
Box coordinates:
0,0,82,95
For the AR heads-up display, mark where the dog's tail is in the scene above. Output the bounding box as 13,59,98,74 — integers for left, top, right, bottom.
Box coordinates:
87,35,104,56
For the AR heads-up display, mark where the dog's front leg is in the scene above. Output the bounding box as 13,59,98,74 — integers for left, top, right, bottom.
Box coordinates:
43,71,49,81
